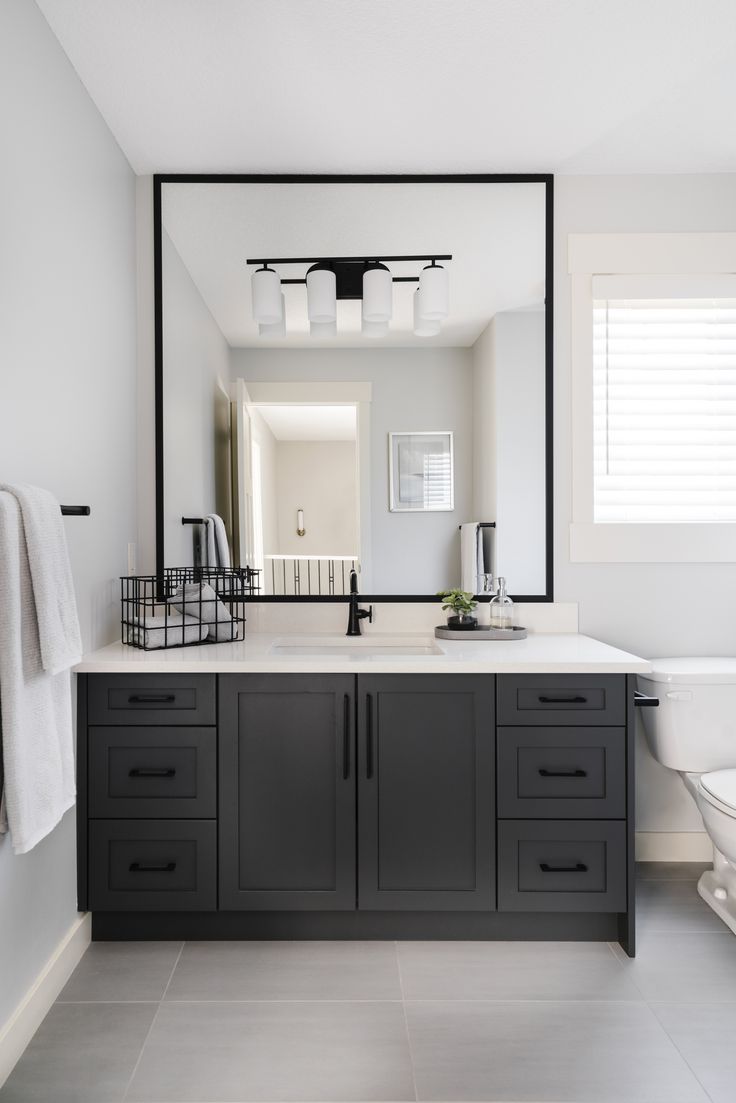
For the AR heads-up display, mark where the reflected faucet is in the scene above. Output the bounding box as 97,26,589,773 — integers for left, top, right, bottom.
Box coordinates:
346,569,373,636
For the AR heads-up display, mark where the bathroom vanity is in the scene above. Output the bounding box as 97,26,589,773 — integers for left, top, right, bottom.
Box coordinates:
75,634,649,955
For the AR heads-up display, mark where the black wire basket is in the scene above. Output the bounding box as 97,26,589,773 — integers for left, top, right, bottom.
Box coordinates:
120,566,259,650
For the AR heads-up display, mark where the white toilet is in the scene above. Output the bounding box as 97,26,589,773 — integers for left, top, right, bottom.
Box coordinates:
638,657,736,936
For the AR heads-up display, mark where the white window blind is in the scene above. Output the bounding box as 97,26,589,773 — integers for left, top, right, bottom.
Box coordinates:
593,277,736,523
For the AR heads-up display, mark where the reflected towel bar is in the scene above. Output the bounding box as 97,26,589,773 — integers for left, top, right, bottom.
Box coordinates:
60,506,90,516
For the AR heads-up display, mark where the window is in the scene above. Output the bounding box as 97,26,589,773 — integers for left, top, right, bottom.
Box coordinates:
568,233,736,562
593,291,736,523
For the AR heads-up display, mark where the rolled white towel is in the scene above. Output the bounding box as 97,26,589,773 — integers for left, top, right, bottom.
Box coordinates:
171,582,241,642
125,612,209,650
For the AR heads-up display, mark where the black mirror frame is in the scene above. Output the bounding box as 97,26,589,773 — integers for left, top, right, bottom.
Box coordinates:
153,173,554,603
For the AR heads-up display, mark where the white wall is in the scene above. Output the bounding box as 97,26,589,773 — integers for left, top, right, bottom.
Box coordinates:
555,174,736,845
163,231,231,565
274,441,358,557
472,311,546,594
231,347,473,594
0,0,136,1031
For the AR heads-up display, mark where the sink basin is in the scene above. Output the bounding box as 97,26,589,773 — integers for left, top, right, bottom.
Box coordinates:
269,635,443,657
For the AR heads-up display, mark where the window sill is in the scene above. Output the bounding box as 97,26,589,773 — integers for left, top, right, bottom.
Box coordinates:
570,522,736,563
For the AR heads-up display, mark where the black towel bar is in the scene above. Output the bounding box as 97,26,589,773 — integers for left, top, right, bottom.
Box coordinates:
60,506,90,516
182,516,206,525
458,521,496,530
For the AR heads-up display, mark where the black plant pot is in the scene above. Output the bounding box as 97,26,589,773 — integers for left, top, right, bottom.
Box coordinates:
446,614,478,631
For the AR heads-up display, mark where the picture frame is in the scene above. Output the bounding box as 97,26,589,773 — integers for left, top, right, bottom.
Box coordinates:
388,431,454,512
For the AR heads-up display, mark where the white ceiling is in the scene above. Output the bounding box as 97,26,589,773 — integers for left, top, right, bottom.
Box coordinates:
163,181,545,347
256,404,356,442
34,1,736,176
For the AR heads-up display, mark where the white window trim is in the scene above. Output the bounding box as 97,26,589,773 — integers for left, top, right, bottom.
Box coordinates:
569,232,736,563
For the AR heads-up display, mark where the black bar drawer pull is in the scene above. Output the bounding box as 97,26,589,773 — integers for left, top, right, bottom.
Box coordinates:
343,694,351,780
634,691,659,708
128,767,176,779
538,768,587,779
538,695,588,704
540,862,588,873
129,861,176,873
366,694,374,780
127,694,176,704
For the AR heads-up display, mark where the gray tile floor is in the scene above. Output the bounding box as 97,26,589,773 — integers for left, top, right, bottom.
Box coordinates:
3,863,735,1102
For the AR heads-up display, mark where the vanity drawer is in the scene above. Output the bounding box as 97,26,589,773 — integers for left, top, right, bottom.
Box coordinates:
89,727,216,818
89,820,216,911
88,674,216,726
498,820,627,912
497,727,626,818
497,675,626,727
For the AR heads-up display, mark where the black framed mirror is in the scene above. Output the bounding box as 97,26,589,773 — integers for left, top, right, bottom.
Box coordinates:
154,174,553,602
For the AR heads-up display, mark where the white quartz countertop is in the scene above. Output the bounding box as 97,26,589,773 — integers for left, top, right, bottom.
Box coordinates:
75,632,650,675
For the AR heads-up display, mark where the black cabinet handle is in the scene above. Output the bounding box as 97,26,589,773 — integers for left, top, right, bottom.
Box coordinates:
538,695,588,704
343,694,351,780
540,862,588,873
366,694,374,780
127,694,176,704
634,691,659,707
539,768,587,778
129,861,176,873
128,767,176,778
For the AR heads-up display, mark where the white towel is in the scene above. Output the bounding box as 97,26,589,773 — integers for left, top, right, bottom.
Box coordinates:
125,612,209,650
0,490,79,854
205,513,231,569
460,522,484,594
171,582,240,643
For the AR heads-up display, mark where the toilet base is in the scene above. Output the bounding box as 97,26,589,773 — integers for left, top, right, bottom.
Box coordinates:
697,848,736,936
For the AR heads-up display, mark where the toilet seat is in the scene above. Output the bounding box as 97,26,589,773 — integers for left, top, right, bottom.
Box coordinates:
699,770,736,817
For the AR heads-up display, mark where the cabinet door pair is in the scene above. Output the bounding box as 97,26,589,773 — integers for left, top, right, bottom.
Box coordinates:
219,674,495,912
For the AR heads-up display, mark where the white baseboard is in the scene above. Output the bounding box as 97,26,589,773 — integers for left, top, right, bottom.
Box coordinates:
0,912,90,1088
636,831,713,862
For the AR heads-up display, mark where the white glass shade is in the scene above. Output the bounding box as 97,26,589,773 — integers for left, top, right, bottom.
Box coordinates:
413,289,441,336
306,266,337,323
258,294,286,337
418,264,449,320
362,265,393,323
310,319,337,337
362,318,388,339
252,267,282,325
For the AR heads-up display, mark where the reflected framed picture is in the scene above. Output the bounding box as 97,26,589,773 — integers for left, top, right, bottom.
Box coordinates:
388,431,454,512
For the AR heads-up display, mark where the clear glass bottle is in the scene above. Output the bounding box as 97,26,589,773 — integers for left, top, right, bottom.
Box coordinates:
489,576,515,630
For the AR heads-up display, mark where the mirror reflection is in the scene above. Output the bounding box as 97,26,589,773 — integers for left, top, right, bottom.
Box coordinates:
161,180,549,598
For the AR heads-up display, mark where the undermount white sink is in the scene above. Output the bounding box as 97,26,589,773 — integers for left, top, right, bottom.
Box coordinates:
269,635,444,657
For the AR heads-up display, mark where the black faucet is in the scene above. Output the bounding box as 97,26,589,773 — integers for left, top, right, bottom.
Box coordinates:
346,569,373,636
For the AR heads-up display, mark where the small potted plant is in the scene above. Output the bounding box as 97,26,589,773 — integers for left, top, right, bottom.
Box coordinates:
437,588,478,630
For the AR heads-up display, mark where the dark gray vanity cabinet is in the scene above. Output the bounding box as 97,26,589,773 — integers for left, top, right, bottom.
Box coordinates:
357,675,495,910
78,669,635,954
218,674,356,911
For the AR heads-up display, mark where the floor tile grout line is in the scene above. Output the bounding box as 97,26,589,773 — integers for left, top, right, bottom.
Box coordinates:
121,944,183,1102
395,941,419,1103
159,941,185,1002
644,1000,719,1103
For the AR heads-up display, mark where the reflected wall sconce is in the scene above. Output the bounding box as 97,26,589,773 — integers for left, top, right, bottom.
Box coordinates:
297,509,305,537
247,254,451,338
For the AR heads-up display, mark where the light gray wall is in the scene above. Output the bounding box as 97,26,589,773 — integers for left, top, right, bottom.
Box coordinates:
230,347,473,594
163,231,232,566
555,174,736,839
0,0,137,1029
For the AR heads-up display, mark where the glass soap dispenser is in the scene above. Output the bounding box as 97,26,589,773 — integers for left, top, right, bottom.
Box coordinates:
489,576,515,630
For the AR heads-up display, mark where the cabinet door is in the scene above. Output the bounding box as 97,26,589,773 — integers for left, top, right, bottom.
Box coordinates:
219,674,356,910
358,674,495,911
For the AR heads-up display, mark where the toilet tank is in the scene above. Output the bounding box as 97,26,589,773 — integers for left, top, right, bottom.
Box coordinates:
638,658,736,773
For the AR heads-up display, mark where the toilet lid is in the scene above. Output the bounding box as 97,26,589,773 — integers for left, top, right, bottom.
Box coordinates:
700,769,736,812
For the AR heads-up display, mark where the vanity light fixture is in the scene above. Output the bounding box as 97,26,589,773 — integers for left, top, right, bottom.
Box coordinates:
251,265,282,325
418,260,449,320
296,509,305,537
247,254,451,338
413,288,441,337
259,293,286,337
